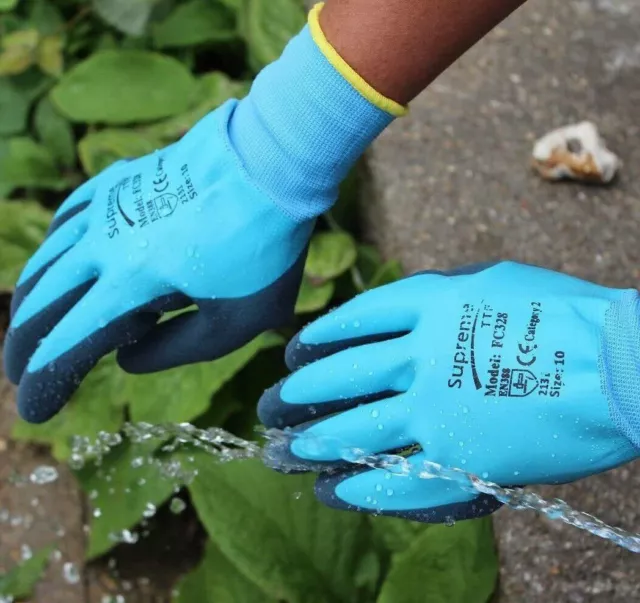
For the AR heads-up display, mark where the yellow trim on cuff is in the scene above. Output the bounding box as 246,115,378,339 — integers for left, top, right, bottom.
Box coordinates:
309,3,408,118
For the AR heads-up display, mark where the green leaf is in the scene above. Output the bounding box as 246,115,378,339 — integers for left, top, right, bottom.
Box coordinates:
28,0,65,36
188,456,378,603
143,72,249,143
152,0,236,48
37,34,64,77
356,245,383,284
0,199,51,290
0,78,29,135
173,540,273,603
0,29,39,76
369,260,403,289
125,332,284,425
93,0,164,37
77,440,181,559
0,136,69,193
295,276,334,314
51,50,198,124
34,97,76,168
305,232,357,281
377,518,499,603
369,515,430,554
79,128,161,176
12,356,126,460
10,68,52,103
240,0,305,71
0,545,53,599
0,0,18,12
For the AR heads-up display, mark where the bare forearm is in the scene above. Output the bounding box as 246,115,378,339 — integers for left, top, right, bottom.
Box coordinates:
321,0,527,105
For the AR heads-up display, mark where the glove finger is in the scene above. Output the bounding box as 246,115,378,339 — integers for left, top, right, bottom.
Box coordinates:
314,450,503,523
263,393,413,473
4,247,97,384
285,277,426,371
16,278,160,423
13,208,89,314
258,337,413,429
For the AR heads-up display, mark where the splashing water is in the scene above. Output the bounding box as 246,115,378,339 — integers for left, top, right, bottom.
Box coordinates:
58,421,640,554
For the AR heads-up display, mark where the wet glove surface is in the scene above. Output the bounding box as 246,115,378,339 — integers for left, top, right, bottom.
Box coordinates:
258,262,640,523
5,11,398,424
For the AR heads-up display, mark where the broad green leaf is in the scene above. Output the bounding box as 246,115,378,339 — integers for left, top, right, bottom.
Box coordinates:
37,34,64,77
10,68,52,103
305,232,357,281
369,515,430,554
369,260,403,289
377,518,499,603
218,0,241,10
12,356,126,460
0,78,29,135
0,0,18,12
143,72,249,143
77,440,182,559
0,29,39,76
93,0,164,37
239,0,305,71
28,0,64,36
0,545,53,598
34,97,76,167
356,245,383,285
79,128,161,176
173,540,273,603
295,276,334,314
0,199,50,290
152,0,236,48
189,456,379,603
125,332,284,425
51,50,198,124
0,136,69,193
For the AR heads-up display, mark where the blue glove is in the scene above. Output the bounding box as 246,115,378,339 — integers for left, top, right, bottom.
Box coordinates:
4,5,401,424
258,262,640,523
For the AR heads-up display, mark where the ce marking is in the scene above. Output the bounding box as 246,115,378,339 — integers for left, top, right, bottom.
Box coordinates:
517,342,537,367
153,173,169,193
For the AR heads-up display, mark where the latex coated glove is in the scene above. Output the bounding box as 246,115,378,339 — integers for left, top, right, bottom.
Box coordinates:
258,262,640,523
5,3,404,423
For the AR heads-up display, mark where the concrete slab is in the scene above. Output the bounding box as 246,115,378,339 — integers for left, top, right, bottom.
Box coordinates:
364,0,640,601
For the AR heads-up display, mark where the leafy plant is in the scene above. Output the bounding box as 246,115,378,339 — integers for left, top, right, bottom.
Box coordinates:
0,545,53,600
0,1,499,601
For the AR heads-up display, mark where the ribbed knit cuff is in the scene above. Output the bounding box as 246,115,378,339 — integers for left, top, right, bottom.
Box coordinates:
228,17,398,222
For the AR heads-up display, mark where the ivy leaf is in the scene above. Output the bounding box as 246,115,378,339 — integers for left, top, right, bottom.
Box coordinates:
0,545,53,599
77,440,184,560
51,50,198,124
239,0,305,71
12,356,126,461
173,540,273,603
34,97,76,168
92,0,164,37
0,199,51,291
0,29,40,76
377,518,499,603
0,78,29,135
0,136,70,193
125,332,284,425
295,276,334,314
152,0,237,48
143,72,249,143
79,128,161,176
305,232,357,281
188,456,378,603
37,35,64,77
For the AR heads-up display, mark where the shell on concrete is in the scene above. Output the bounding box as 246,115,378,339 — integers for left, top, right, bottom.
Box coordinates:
532,121,621,184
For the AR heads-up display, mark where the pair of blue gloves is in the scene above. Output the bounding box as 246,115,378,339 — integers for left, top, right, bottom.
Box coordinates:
5,5,640,523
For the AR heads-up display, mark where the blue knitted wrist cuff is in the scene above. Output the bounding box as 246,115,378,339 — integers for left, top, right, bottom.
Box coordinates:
228,25,395,222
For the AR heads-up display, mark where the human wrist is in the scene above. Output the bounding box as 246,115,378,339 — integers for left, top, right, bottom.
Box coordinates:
227,3,404,222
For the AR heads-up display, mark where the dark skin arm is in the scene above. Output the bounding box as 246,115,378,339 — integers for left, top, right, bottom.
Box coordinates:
321,0,527,105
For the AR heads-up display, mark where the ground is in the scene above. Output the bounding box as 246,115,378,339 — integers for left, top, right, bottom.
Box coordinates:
364,0,640,601
2,0,640,601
